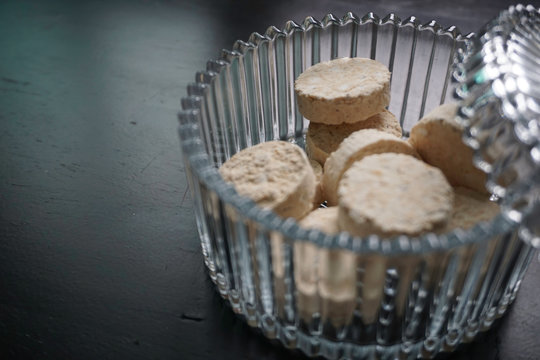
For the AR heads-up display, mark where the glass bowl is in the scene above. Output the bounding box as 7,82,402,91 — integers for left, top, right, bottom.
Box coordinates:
178,12,537,359
453,4,540,253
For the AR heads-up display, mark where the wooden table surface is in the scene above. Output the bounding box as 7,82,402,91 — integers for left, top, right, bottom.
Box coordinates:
1,0,539,359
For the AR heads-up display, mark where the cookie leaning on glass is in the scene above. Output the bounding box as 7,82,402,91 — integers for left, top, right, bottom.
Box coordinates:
219,140,316,220
294,207,356,327
409,103,488,194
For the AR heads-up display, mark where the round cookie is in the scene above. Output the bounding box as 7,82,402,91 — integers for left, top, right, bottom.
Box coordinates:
295,57,391,124
318,247,357,327
409,103,488,193
299,206,340,234
323,129,418,206
295,207,339,322
309,159,325,207
306,110,403,165
439,186,500,233
338,153,454,237
296,207,356,326
292,238,319,322
219,141,316,220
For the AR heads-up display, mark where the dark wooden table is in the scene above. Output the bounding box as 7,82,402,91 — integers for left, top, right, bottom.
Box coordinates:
1,0,538,359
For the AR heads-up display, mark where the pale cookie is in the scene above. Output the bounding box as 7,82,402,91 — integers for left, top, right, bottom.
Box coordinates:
306,110,402,165
409,103,488,193
309,159,325,206
318,247,356,327
295,207,356,326
439,186,500,233
299,206,340,234
219,140,316,220
323,129,418,206
293,239,319,323
357,254,387,324
295,57,391,124
294,207,339,322
338,153,454,237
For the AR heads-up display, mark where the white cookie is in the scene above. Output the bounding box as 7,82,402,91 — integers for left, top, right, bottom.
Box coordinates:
306,110,402,165
318,247,356,327
295,207,356,326
219,141,316,220
409,103,488,193
323,129,418,206
338,153,454,237
294,207,339,321
298,206,340,235
295,57,391,125
439,186,500,233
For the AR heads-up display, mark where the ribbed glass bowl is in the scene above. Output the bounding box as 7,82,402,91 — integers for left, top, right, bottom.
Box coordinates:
178,12,536,359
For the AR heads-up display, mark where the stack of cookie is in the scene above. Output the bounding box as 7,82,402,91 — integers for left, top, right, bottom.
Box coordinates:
296,58,421,211
295,57,402,166
291,58,499,325
218,57,500,327
294,57,498,238
219,57,499,239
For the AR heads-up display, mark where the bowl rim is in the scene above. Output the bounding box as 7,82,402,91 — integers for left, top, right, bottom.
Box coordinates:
178,11,519,255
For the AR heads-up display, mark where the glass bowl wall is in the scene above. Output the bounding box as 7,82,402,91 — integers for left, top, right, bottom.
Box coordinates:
178,12,536,359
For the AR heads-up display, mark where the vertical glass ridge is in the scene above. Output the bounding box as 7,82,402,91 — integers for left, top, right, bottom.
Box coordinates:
399,19,419,128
